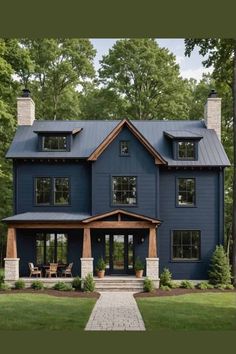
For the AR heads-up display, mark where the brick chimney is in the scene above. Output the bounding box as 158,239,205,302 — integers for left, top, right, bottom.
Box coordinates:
17,89,35,125
204,89,221,141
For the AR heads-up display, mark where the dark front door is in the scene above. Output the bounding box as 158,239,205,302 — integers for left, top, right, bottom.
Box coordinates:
105,232,134,274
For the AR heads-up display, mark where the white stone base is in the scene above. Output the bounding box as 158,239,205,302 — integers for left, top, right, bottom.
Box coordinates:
80,257,94,279
146,257,159,288
4,258,20,281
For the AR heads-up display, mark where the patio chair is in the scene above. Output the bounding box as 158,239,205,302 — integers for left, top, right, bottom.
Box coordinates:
61,263,73,277
28,262,42,277
45,263,58,278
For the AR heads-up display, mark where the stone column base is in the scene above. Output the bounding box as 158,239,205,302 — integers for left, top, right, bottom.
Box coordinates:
4,258,20,281
80,257,94,279
146,257,159,288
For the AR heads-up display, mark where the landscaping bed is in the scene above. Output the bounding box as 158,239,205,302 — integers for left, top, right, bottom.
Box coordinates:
0,288,100,298
135,287,236,297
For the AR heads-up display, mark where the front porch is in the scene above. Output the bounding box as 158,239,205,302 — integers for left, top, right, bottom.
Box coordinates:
4,209,161,289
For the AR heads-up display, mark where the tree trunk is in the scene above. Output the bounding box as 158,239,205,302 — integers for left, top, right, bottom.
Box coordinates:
232,40,236,285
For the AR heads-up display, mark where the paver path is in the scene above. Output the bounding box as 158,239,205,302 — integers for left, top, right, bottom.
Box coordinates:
85,292,145,331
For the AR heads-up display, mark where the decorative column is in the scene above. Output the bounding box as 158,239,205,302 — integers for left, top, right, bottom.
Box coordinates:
80,228,93,278
146,226,159,288
4,227,20,282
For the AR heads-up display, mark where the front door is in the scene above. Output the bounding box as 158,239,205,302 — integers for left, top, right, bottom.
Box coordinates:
105,232,134,274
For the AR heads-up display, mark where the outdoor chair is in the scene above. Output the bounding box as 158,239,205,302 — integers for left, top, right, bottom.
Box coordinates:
61,263,73,277
45,263,58,278
28,262,42,277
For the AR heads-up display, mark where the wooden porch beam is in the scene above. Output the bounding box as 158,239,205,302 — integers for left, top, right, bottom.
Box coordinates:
82,228,91,258
148,227,157,258
6,227,17,258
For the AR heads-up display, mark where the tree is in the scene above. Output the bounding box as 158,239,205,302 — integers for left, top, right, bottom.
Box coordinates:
208,245,232,285
99,39,192,120
14,39,96,119
185,39,236,284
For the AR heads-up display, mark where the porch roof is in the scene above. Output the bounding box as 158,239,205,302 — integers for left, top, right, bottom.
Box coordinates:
2,212,92,223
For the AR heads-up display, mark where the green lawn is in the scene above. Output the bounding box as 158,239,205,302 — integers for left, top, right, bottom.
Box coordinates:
0,294,96,330
136,293,236,330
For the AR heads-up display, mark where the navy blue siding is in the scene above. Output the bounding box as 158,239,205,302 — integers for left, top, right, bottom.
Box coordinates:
15,161,91,214
158,169,221,279
92,127,158,218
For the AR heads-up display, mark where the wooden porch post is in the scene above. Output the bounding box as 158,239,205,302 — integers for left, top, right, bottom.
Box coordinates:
6,227,17,258
148,227,157,258
82,228,91,258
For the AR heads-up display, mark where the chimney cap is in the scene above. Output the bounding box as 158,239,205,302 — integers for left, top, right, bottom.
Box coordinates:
208,89,218,98
22,88,31,98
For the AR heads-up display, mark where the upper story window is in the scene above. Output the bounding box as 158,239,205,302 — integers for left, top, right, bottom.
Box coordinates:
177,141,196,160
112,176,137,205
177,178,195,207
120,141,130,156
42,135,67,151
172,230,200,260
35,177,70,206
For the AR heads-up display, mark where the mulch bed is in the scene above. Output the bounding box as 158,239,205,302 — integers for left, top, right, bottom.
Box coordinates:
134,288,236,298
0,289,100,298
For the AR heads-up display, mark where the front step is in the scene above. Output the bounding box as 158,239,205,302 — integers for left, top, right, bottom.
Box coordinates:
94,276,144,292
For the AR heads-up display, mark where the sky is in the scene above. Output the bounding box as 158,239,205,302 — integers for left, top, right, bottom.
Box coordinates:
91,39,213,82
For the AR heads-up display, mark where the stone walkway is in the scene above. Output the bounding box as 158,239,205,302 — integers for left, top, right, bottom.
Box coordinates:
85,292,145,331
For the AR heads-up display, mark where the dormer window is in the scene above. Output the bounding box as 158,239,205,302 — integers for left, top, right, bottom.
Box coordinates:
42,135,67,152
120,141,130,156
177,141,196,160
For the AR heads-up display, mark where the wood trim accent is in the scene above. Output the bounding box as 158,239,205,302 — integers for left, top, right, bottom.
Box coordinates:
87,118,167,165
9,220,155,229
82,228,91,258
82,208,161,224
6,227,17,258
148,227,157,258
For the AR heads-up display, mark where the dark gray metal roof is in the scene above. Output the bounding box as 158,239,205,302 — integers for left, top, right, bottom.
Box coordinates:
6,119,230,166
164,130,203,139
2,212,91,223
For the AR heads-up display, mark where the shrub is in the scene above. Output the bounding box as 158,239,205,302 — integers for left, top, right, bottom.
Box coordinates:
143,278,154,292
72,276,82,290
196,281,213,290
160,268,172,286
169,281,180,289
14,280,25,289
180,280,194,289
214,283,226,290
0,272,4,285
208,245,232,286
134,257,144,271
0,283,10,291
225,284,234,290
31,280,44,290
53,281,73,291
83,273,95,292
160,285,171,291
95,257,106,272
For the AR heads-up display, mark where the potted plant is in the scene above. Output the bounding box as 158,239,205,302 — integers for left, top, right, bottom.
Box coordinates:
134,257,144,278
96,257,106,278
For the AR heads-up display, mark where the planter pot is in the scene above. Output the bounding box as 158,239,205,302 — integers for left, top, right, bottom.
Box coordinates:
97,270,105,278
135,270,143,278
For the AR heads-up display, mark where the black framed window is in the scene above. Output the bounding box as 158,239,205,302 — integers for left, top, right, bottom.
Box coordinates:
54,178,70,205
35,177,51,205
177,141,196,160
42,136,67,151
35,177,70,206
36,232,68,264
112,176,137,205
172,230,200,260
120,141,130,156
177,178,195,206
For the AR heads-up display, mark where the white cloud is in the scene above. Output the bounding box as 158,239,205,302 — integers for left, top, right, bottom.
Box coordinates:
180,66,213,81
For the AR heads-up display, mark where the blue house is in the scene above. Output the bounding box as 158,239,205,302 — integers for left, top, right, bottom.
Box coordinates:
3,89,230,288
